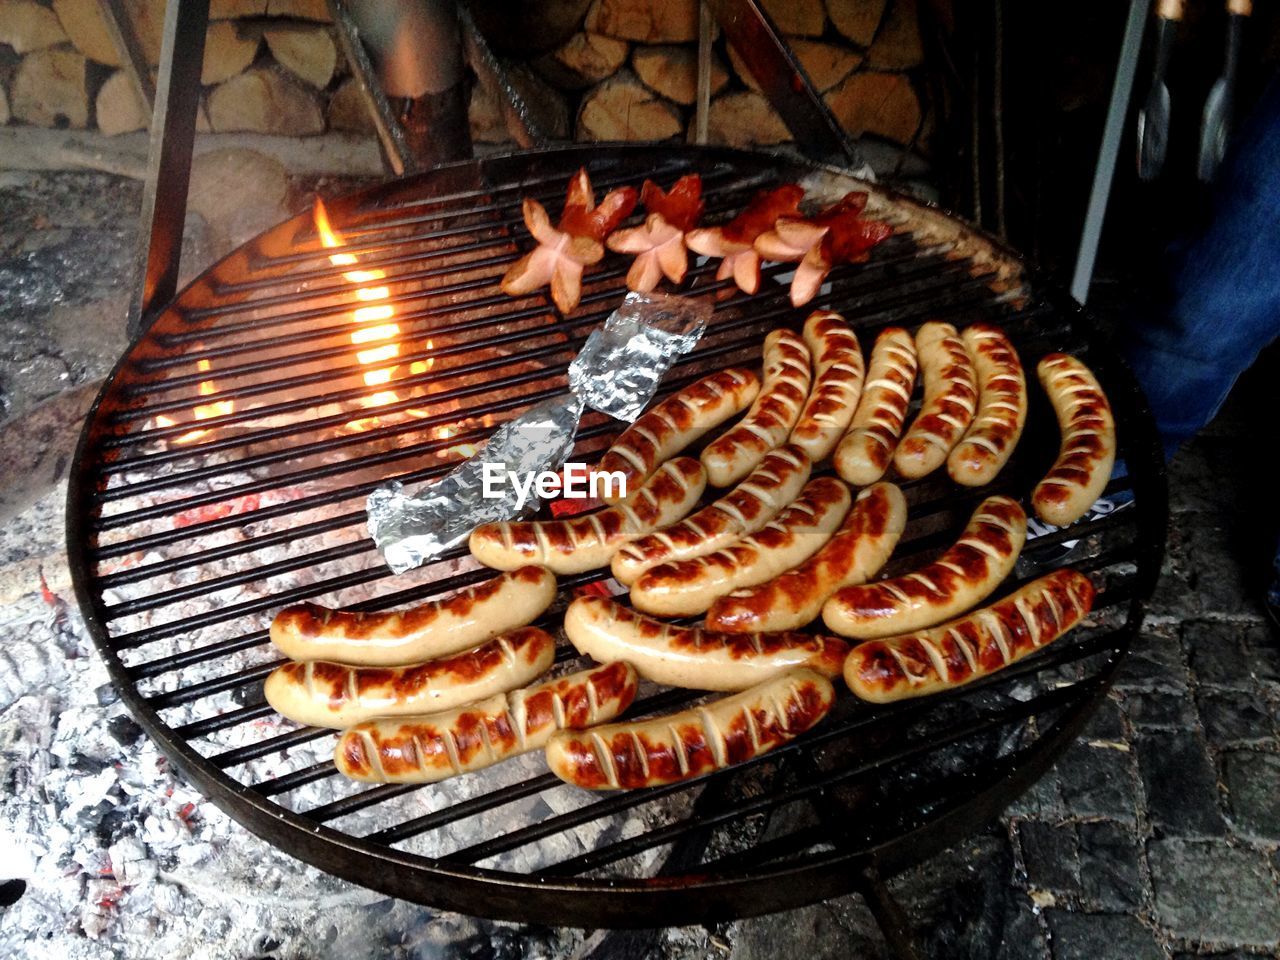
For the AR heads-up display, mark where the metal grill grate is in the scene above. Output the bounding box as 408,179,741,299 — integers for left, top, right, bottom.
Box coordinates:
67,145,1167,927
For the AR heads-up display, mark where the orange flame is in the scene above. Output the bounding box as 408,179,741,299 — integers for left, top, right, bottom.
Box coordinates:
156,358,235,443
314,197,401,408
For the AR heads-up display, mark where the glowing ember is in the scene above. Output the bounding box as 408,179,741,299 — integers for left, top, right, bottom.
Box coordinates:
314,198,404,410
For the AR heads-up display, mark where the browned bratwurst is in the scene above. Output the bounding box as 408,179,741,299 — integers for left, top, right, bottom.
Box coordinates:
610,444,811,586
789,311,864,461
263,626,556,729
596,368,759,504
822,494,1027,639
947,323,1028,487
843,569,1096,702
545,668,835,789
334,661,638,783
893,321,978,480
834,327,918,485
1032,353,1117,526
563,595,848,691
269,566,556,667
706,481,906,633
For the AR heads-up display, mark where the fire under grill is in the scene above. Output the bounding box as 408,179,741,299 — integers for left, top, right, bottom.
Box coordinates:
66,145,1168,929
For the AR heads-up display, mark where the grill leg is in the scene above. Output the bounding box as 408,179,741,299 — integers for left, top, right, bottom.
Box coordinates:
128,0,210,339
860,870,922,960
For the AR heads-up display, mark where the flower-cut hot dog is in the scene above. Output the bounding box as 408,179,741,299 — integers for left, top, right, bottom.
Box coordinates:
1032,353,1117,527
701,328,812,487
843,569,1096,702
685,184,805,295
822,494,1027,640
753,191,893,306
335,661,639,784
596,368,759,505
269,565,556,667
545,668,835,790
500,167,638,314
563,595,848,691
611,444,811,586
263,626,556,729
606,174,705,292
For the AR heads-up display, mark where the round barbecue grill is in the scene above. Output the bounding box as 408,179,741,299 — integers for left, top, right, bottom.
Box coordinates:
66,145,1168,932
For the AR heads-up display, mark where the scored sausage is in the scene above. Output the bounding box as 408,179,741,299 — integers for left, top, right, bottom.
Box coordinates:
706,481,906,633
789,311,865,462
844,569,1096,702
834,327,918,485
468,457,706,574
563,595,848,691
701,329,812,487
893,321,979,480
596,369,759,504
822,494,1027,640
1032,353,1117,527
947,324,1028,487
545,668,835,790
334,661,639,784
630,476,851,617
263,626,556,729
269,565,556,667
610,444,811,586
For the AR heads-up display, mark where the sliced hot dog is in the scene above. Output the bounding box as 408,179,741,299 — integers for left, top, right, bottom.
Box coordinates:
834,327,917,485
1032,353,1117,526
947,323,1028,487
701,329,812,487
469,457,706,574
630,476,851,617
269,565,556,667
597,369,759,504
843,569,1096,702
263,626,556,729
545,668,835,790
706,481,906,633
563,596,848,691
790,311,865,462
822,494,1026,639
334,661,639,783
893,321,978,480
611,444,811,586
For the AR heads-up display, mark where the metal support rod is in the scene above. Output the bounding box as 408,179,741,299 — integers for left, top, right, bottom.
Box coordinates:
1070,0,1151,303
326,0,417,175
128,0,210,338
861,870,923,960
705,0,864,167
98,0,156,109
693,1,713,144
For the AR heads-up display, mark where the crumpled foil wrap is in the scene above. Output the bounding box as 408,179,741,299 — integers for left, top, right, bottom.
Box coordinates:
368,292,711,573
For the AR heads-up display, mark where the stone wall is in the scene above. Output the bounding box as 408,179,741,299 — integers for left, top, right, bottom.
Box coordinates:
0,0,929,152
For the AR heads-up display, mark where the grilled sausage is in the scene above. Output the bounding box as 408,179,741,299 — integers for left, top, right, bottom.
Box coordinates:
263,626,556,729
706,482,906,633
610,444,811,586
563,596,848,691
822,494,1026,640
469,457,706,574
701,329,812,487
834,327,917,485
893,322,978,480
630,477,851,617
545,668,835,790
596,369,759,504
947,324,1028,487
790,312,865,462
269,566,556,667
1032,353,1117,526
843,569,1096,702
334,661,639,783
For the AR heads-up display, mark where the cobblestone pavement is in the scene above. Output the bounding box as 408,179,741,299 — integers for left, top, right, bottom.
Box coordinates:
1,168,1277,958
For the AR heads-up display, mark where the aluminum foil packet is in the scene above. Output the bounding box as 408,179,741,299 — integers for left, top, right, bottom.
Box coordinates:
368,292,710,572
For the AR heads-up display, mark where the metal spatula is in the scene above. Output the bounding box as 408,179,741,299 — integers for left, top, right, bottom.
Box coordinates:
1199,0,1252,181
1137,0,1184,180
